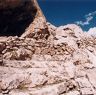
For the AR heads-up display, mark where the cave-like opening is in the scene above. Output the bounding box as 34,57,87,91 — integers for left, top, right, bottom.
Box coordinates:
0,0,37,36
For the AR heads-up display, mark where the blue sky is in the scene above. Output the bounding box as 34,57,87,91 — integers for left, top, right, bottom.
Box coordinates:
38,0,96,31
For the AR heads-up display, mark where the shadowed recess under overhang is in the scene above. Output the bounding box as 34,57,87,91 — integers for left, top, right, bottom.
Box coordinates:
0,0,38,36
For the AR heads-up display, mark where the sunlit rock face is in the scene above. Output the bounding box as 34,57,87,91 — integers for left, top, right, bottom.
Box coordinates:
1,1,96,95
0,0,45,36
0,23,96,95
88,27,96,36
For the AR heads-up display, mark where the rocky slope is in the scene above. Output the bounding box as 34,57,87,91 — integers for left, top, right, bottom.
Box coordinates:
0,22,96,95
0,0,96,95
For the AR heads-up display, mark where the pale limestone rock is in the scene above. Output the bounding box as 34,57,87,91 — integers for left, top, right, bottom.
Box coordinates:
47,22,57,33
0,23,96,95
0,0,96,95
86,49,96,67
88,27,96,36
75,77,94,94
56,24,83,38
64,62,76,78
65,91,80,95
87,69,96,89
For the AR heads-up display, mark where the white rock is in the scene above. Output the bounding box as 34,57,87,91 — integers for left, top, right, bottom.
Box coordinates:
66,91,80,95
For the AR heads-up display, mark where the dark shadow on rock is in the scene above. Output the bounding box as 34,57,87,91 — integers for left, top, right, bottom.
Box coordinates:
0,0,37,36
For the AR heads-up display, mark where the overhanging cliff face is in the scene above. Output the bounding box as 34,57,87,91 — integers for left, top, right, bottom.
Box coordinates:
0,0,46,36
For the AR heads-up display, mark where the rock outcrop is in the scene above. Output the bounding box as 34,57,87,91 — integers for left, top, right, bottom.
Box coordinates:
0,23,96,95
0,0,96,95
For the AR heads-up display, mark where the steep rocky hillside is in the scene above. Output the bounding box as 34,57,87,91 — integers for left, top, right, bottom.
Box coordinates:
0,23,96,95
0,0,96,95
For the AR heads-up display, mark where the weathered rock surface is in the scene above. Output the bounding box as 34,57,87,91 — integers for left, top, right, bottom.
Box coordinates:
0,0,96,95
0,23,96,95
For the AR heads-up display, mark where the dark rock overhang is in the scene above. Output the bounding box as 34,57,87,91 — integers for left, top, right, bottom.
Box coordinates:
0,0,45,37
